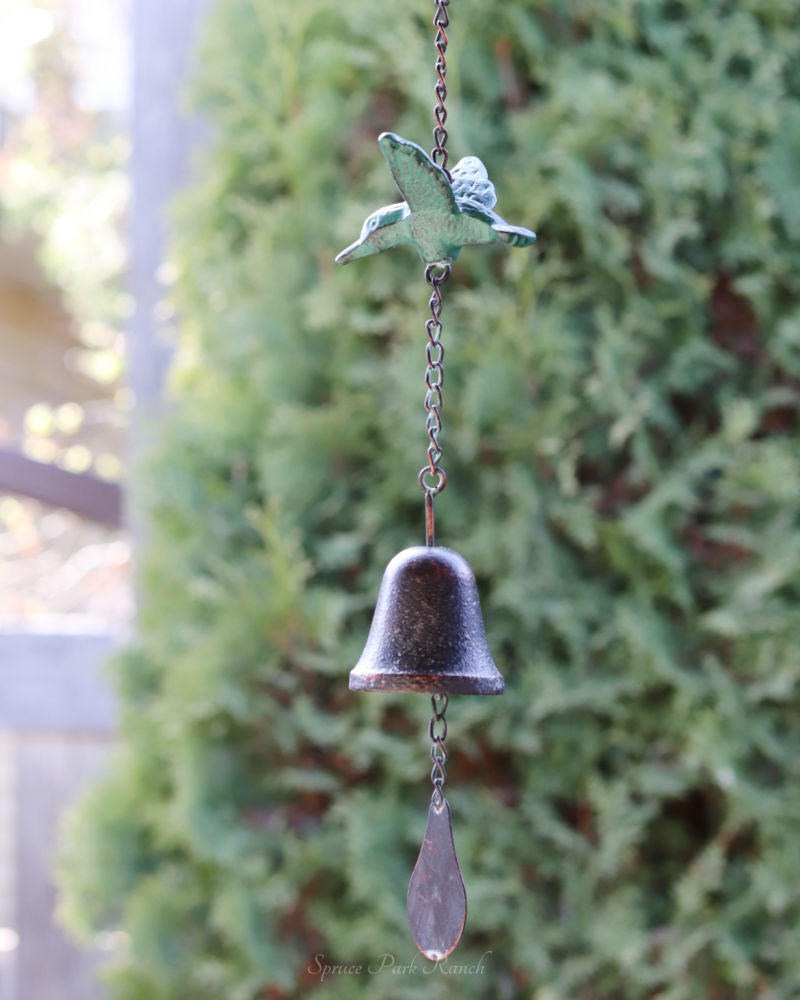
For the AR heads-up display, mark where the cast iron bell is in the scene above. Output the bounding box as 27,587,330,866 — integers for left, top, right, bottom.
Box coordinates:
349,546,504,695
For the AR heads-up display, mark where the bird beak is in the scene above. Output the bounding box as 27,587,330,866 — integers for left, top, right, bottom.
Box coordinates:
335,238,376,265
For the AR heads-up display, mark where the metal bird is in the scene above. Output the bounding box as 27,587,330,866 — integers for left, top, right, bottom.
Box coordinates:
335,132,536,266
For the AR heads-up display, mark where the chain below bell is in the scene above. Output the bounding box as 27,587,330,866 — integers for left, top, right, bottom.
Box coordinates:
349,546,504,695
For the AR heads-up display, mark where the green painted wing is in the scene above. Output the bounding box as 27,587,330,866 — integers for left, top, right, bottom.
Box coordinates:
460,204,537,248
378,132,458,215
491,221,537,247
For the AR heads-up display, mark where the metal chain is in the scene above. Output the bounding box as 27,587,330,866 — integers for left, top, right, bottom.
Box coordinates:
431,0,451,178
423,3,452,822
418,262,451,545
429,694,448,809
419,2,453,546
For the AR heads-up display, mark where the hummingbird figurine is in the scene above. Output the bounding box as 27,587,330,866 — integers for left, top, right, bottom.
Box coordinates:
336,132,536,266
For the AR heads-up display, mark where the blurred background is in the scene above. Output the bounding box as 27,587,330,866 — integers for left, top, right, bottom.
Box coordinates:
4,1,800,999
0,2,207,997
0,0,131,627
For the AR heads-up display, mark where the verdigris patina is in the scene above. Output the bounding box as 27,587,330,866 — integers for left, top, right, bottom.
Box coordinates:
336,132,536,265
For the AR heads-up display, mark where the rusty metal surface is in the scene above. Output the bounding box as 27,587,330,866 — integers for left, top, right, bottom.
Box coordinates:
349,546,504,695
407,797,466,961
431,0,451,175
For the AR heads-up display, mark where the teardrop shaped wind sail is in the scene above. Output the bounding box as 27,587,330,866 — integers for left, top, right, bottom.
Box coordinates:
407,797,467,960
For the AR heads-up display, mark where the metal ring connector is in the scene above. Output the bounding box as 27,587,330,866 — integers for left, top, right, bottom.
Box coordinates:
419,466,447,495
425,261,452,284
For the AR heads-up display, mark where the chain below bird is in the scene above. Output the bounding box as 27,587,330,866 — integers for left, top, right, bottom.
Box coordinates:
336,132,536,266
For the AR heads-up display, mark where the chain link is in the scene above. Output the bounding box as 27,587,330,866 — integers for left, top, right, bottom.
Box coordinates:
419,263,450,495
429,694,448,808
419,262,451,548
431,0,451,178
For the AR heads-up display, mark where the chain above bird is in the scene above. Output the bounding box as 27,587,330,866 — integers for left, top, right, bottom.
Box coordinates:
336,132,536,266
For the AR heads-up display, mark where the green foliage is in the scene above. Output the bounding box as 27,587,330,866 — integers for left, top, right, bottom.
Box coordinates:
60,1,800,997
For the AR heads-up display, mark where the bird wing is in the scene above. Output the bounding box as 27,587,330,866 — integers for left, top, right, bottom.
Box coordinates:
457,195,497,217
451,158,498,211
460,204,537,248
378,132,457,215
491,219,537,247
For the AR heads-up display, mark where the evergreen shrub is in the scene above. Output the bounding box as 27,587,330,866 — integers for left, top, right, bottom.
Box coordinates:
60,1,800,997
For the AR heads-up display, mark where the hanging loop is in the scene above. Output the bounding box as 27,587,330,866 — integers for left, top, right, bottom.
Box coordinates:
425,261,452,285
419,467,447,493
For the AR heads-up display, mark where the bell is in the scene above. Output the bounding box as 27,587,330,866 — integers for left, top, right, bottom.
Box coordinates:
349,546,504,695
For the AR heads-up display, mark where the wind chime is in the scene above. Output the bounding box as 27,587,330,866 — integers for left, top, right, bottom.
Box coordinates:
336,0,536,961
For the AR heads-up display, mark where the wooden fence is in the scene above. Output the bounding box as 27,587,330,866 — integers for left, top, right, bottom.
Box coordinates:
0,633,119,1000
